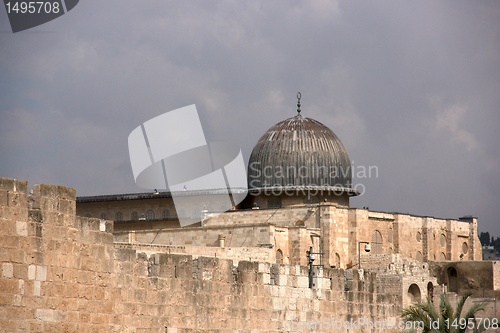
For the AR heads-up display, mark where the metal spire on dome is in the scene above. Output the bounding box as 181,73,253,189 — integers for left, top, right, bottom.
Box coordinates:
297,92,301,115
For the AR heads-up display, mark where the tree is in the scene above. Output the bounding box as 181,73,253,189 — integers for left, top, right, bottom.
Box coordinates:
401,292,488,333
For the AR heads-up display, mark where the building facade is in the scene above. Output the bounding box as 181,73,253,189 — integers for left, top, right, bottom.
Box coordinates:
77,101,482,269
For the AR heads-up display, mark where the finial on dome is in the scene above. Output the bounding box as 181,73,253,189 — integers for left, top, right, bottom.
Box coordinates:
297,92,301,115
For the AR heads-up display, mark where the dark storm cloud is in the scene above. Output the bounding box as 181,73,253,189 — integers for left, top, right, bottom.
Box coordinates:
0,1,499,234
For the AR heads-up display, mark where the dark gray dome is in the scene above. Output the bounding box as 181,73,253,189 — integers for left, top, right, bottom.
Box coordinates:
247,114,356,194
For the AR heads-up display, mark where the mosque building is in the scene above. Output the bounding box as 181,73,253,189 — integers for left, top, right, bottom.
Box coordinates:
77,94,481,270
2,94,498,332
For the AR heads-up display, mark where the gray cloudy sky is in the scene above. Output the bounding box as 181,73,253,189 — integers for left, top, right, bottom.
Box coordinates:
1,1,499,235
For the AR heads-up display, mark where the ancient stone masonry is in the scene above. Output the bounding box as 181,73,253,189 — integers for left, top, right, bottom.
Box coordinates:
1,177,497,333
0,177,412,333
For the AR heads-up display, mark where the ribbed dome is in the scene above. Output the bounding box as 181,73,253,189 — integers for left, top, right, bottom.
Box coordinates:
248,114,356,195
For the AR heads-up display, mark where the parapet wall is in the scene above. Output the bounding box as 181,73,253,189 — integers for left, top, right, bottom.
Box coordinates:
0,177,417,332
114,242,274,265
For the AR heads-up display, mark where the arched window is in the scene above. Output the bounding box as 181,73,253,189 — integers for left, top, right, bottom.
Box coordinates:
276,249,283,264
416,251,423,262
146,210,155,220
427,282,434,303
162,209,170,219
100,213,107,220
335,253,341,269
131,211,138,221
408,284,421,303
447,267,458,293
115,212,123,222
440,234,447,247
371,230,383,254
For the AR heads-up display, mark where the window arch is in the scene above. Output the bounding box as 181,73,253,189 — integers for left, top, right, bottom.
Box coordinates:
335,253,341,269
146,210,155,220
131,211,138,221
100,213,107,220
276,249,283,264
115,212,123,222
447,267,458,293
440,234,447,247
371,230,383,254
427,282,434,303
162,209,170,219
408,284,421,303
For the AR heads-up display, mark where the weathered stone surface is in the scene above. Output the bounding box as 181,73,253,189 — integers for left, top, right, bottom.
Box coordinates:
0,177,498,332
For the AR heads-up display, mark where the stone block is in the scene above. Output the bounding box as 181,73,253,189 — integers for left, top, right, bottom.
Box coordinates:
7,246,26,264
297,276,309,288
261,273,270,284
0,279,19,294
27,265,36,280
28,251,44,265
258,262,269,273
35,265,47,281
289,265,300,275
278,274,287,286
35,308,66,322
2,263,13,278
0,189,8,206
0,235,19,249
114,248,136,262
18,279,25,295
32,183,75,201
278,286,286,297
59,199,76,215
0,217,15,235
0,178,27,192
32,281,41,297
12,294,22,306
12,263,28,280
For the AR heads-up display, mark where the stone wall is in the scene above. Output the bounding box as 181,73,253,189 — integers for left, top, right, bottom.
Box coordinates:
1,177,494,333
1,177,409,333
114,222,273,248
203,206,319,228
78,191,482,270
77,194,178,221
114,242,274,265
